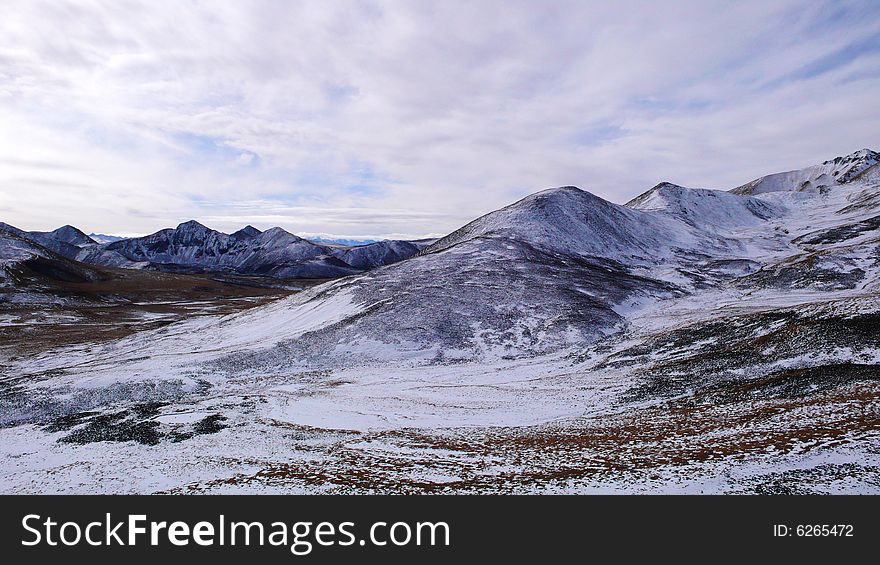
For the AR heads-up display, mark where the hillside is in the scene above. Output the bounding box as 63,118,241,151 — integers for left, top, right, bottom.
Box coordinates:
2,148,879,494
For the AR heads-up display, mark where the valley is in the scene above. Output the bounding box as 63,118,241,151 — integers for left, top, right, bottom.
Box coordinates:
1,149,879,494
0,264,309,353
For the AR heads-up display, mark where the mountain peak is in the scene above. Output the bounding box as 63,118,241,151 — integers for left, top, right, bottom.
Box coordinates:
625,182,686,208
652,181,684,191
231,225,261,239
50,225,95,245
512,185,609,209
175,220,209,231
423,184,666,260
521,185,596,203
534,185,584,195
261,226,292,236
627,181,781,227
258,226,306,243
825,148,879,165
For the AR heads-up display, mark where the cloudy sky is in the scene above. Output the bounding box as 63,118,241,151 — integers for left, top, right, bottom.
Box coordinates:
1,0,878,238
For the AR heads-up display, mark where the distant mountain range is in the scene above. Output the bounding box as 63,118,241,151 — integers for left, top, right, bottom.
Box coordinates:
308,236,379,247
0,221,435,282
91,233,380,247
88,233,126,244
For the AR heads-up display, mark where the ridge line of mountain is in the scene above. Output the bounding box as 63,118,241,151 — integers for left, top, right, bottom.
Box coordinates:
3,147,877,281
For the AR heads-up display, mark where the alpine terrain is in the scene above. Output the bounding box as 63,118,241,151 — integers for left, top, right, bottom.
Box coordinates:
1,149,879,494
2,221,429,280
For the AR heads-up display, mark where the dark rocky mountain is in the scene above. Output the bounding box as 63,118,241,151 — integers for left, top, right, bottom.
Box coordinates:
87,221,422,278
230,225,261,240
45,225,96,246
0,220,426,280
0,222,87,260
0,229,109,303
335,239,422,270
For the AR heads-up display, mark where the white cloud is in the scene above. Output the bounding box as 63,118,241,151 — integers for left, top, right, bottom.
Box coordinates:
0,0,878,237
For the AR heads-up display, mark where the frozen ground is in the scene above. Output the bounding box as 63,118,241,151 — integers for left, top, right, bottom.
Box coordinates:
1,151,879,493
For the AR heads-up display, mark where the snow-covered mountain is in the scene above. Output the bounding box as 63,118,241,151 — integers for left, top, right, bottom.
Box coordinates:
425,186,677,261
0,231,51,279
0,229,107,300
88,233,126,244
83,221,424,278
73,147,878,366
44,225,96,246
335,239,422,270
0,220,426,279
296,188,685,360
626,182,782,228
210,178,816,364
731,148,879,195
91,221,336,276
0,222,92,260
3,148,880,494
230,225,261,240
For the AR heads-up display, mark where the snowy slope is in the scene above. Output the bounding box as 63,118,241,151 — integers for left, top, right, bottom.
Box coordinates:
424,186,689,262
0,230,108,297
627,182,783,228
26,149,879,367
0,231,44,291
731,149,879,195
2,149,880,494
0,222,85,260
0,231,47,269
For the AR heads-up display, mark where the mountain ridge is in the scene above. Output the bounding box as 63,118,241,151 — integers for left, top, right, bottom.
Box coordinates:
4,147,878,286
731,148,879,195
1,219,429,280
177,146,880,363
4,148,880,495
